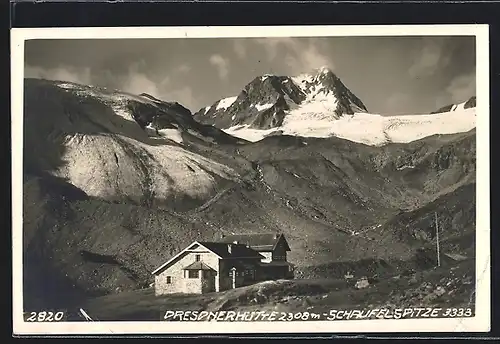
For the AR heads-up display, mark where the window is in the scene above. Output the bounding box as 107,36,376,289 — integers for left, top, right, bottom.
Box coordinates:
188,270,199,279
195,254,201,262
166,276,172,284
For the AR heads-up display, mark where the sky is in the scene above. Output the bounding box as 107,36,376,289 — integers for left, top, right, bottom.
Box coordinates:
24,36,476,115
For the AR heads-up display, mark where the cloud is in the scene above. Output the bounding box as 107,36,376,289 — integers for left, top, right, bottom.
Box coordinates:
284,42,332,73
24,61,198,110
232,40,247,59
445,72,476,103
120,66,196,109
122,71,160,97
176,64,192,74
169,87,196,110
386,92,412,115
209,54,230,80
254,38,333,74
120,61,161,97
255,37,295,60
408,37,452,79
25,64,92,85
138,74,195,110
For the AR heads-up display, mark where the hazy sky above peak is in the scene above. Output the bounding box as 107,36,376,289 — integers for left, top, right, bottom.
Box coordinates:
24,35,476,115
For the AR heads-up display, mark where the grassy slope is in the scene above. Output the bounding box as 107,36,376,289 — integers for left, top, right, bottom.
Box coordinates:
78,259,474,321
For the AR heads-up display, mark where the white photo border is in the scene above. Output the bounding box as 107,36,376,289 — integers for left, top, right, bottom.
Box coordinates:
11,24,491,335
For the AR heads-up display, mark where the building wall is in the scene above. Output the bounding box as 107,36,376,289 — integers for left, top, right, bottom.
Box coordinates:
154,245,220,295
218,258,261,291
260,251,272,263
272,242,288,261
201,270,217,293
258,237,289,263
218,259,235,291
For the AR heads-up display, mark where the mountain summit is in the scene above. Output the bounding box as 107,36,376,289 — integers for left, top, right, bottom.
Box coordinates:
193,67,368,131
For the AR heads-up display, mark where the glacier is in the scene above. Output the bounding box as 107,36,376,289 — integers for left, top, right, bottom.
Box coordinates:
223,107,477,146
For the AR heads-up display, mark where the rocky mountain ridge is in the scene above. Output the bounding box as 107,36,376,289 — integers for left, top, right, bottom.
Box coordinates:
194,66,368,131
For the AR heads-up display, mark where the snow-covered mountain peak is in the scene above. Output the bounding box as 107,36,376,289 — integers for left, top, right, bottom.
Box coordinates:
194,67,368,131
292,65,335,85
316,65,334,74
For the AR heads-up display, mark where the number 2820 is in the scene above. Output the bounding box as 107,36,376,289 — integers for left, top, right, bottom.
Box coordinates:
25,311,65,322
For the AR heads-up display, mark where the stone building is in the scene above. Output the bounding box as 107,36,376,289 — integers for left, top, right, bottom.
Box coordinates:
152,233,294,295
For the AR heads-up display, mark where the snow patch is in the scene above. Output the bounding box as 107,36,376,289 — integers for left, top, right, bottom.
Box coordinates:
223,125,277,142
397,165,415,171
291,73,314,92
453,101,466,111
216,96,237,111
145,124,158,137
318,66,332,75
158,128,183,144
255,103,274,112
57,82,80,90
109,101,135,121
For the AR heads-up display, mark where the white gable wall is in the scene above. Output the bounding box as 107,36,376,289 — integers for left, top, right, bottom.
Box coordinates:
154,245,220,295
260,251,273,263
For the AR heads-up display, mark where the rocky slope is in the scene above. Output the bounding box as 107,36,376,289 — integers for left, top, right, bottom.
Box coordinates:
22,78,476,311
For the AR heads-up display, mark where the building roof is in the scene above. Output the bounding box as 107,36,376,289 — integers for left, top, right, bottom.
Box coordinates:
183,261,216,271
219,233,291,252
228,260,260,271
198,242,264,259
152,240,265,275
